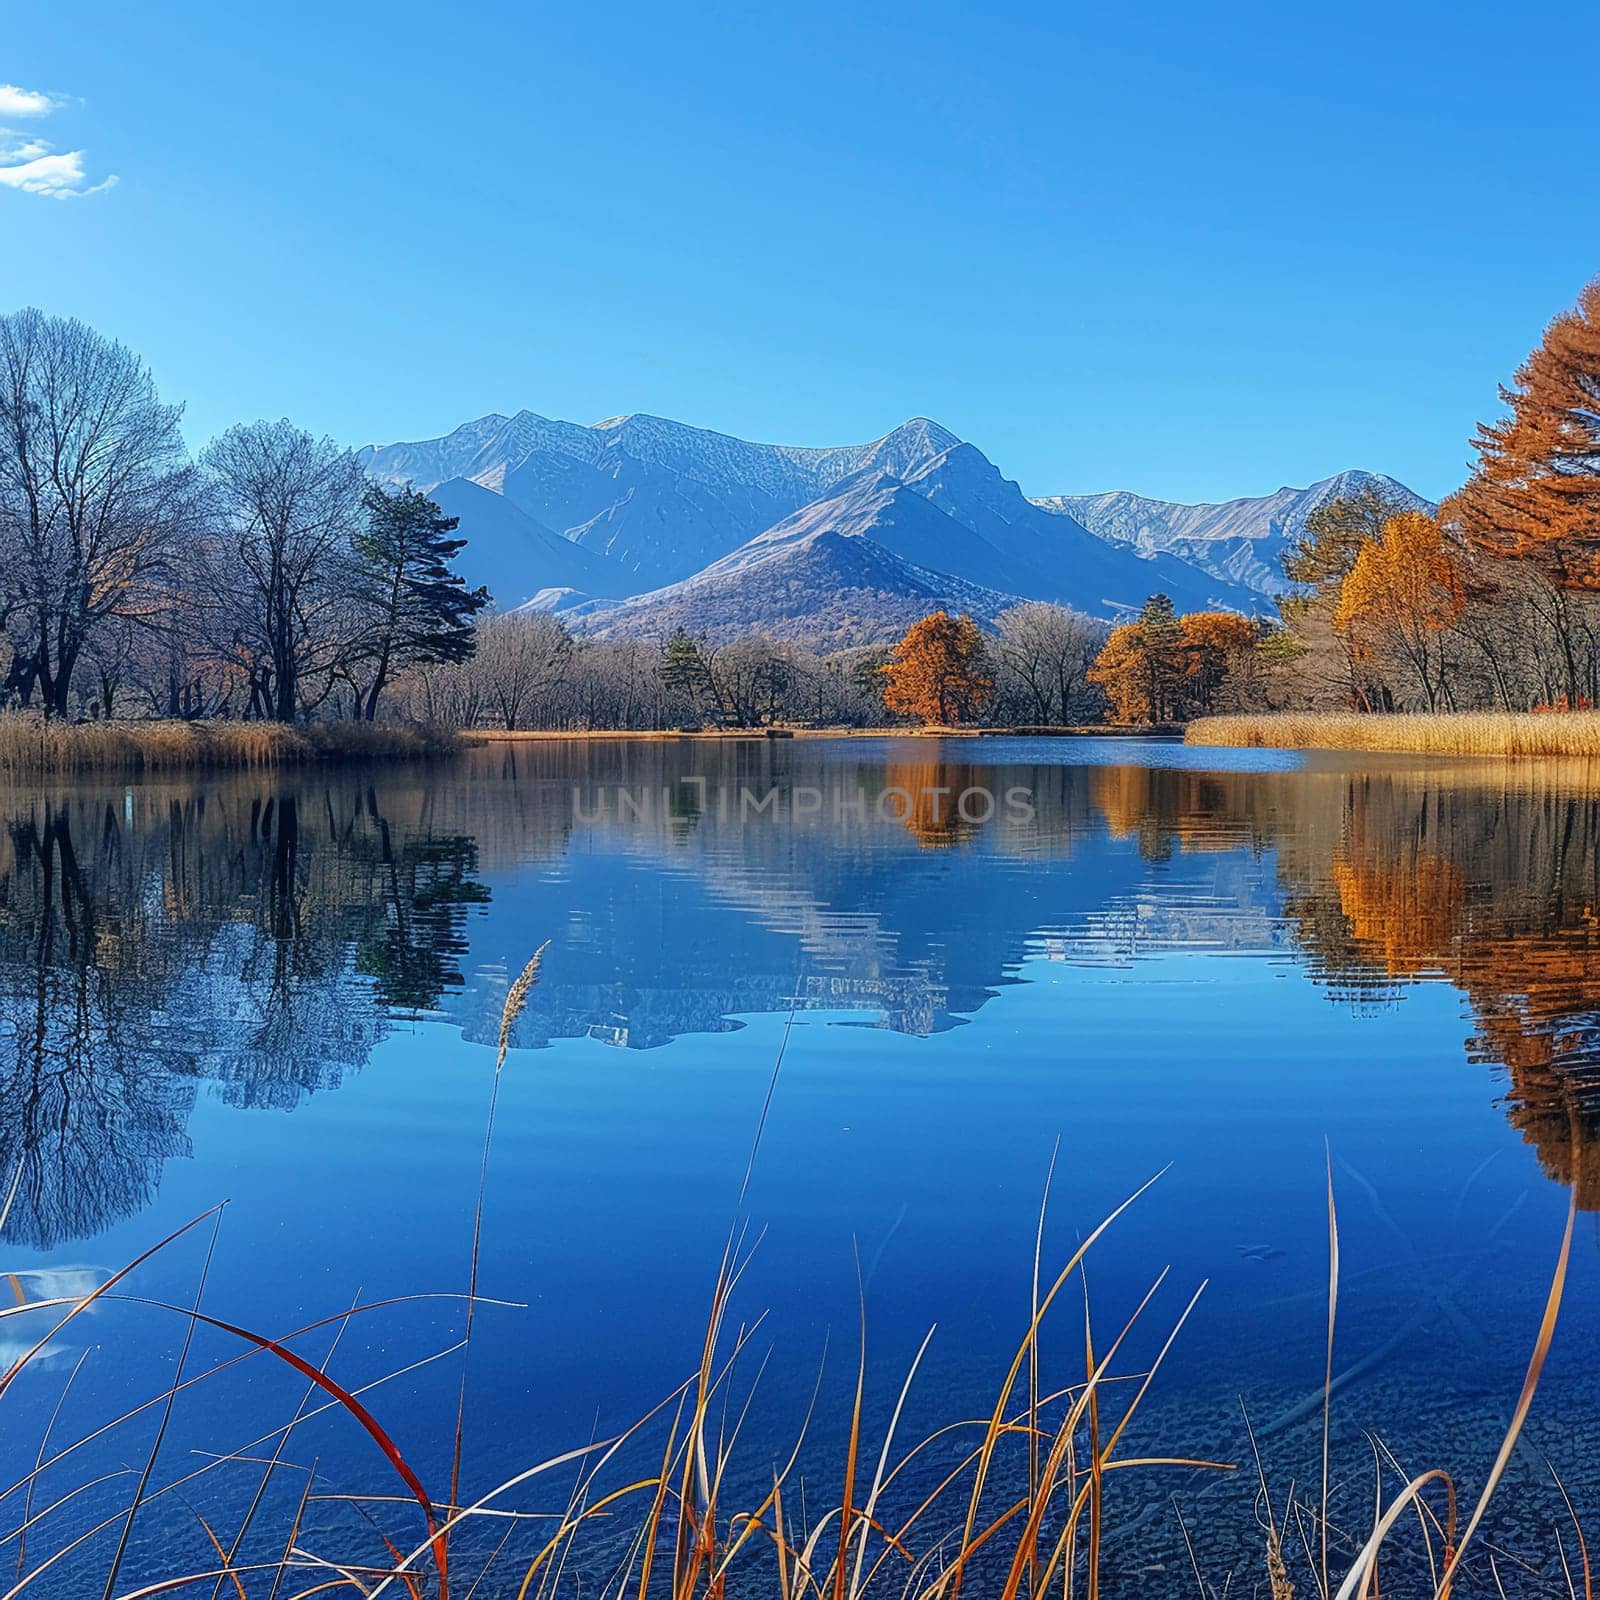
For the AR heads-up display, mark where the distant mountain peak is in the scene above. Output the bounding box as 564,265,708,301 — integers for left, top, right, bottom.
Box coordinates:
1038,469,1433,597
880,416,960,449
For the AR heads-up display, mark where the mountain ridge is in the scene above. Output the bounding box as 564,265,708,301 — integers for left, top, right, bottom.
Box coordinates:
1035,470,1433,595
361,408,1424,644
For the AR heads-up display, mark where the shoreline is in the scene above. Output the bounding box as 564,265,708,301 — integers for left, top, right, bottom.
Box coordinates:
466,723,1182,744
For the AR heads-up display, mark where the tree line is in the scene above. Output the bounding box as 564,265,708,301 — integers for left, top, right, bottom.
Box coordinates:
390,601,1112,730
445,271,1599,731
1033,273,1600,725
1222,275,1600,718
0,309,488,721
0,304,1114,732
7,272,1594,730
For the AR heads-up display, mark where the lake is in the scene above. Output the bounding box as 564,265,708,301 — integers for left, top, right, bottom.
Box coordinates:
1,735,1596,1595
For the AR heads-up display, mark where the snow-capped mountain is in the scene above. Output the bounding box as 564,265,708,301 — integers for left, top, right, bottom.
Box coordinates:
1035,470,1432,596
362,409,1268,636
359,412,963,591
900,443,1260,614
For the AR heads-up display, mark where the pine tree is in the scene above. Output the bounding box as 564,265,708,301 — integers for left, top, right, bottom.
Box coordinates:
355,484,490,720
659,627,714,724
1087,594,1194,723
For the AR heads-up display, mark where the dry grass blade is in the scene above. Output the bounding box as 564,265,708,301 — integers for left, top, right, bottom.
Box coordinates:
833,1252,868,1600
848,1323,936,1598
949,1166,1168,1597
1331,1469,1458,1600
101,1210,224,1600
1435,1187,1577,1598
1322,1147,1339,1600
213,1292,363,1600
0,1292,485,1514
267,1460,318,1600
17,1348,89,1579
1547,1464,1592,1600
65,1300,456,1593
188,1508,248,1600
0,1204,226,1401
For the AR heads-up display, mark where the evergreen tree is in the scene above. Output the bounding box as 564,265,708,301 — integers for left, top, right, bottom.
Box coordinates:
659,626,714,723
355,484,490,720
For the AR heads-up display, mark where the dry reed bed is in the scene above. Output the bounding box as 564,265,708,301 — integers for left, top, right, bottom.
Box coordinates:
0,716,458,774
1186,710,1600,757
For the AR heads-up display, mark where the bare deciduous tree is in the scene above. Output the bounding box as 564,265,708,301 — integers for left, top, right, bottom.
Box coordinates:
994,603,1107,724
473,611,575,729
198,420,367,722
0,309,200,715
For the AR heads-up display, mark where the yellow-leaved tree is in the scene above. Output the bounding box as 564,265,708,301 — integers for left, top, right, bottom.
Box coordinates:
1334,511,1464,710
1090,602,1258,723
1178,611,1257,713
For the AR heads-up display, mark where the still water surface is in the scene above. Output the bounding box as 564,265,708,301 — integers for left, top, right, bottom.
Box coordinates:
1,736,1597,1591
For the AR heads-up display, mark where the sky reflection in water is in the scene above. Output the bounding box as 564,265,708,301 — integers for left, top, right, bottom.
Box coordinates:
0,735,1596,1590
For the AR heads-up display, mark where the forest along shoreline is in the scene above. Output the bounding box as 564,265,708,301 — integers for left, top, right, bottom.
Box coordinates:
0,280,1596,770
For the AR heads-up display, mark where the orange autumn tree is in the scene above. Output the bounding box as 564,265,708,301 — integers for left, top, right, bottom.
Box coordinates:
1335,510,1464,710
1087,622,1153,723
1179,610,1256,713
1450,277,1600,587
1090,595,1256,722
879,611,995,725
1088,593,1184,723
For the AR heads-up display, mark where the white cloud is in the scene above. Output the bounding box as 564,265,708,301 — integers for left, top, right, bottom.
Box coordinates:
0,147,116,199
0,85,114,198
0,84,64,118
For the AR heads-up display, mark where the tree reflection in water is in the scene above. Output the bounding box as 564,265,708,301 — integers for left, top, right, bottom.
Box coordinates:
3,742,1600,1251
0,778,489,1249
1088,759,1600,1205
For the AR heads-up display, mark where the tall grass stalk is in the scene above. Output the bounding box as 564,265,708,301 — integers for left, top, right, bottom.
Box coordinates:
1186,710,1600,757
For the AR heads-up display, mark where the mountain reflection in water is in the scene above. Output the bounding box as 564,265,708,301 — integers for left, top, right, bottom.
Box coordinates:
0,737,1597,1250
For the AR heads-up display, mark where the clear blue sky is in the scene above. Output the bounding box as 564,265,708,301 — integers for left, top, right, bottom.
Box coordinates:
3,0,1596,503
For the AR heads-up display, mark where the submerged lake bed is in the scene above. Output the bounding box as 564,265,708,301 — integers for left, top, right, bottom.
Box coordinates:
1,735,1597,1593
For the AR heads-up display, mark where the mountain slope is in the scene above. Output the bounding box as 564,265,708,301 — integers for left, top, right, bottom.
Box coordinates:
575,478,1027,648
425,477,622,606
570,457,1261,648
904,444,1261,614
1035,470,1432,595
